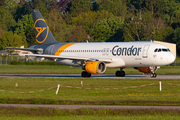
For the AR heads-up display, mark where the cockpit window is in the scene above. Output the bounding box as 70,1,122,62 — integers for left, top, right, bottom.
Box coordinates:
162,49,168,52
154,49,158,52
154,48,170,52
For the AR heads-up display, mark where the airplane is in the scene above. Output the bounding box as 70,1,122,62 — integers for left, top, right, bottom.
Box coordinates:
6,9,175,78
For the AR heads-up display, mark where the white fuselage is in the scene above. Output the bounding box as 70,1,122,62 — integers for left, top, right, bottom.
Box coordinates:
42,41,175,68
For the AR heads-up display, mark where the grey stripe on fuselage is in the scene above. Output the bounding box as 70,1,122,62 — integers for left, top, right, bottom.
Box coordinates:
33,43,68,55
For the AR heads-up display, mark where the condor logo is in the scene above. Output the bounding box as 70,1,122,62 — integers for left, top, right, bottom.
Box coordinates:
34,18,49,43
112,45,142,56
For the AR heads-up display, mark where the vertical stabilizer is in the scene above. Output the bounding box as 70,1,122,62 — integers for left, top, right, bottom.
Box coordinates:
32,9,58,45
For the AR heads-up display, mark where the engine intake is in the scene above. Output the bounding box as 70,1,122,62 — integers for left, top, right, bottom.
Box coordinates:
85,61,106,74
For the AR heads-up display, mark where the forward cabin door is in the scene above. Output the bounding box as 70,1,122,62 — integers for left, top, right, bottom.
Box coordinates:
142,44,150,58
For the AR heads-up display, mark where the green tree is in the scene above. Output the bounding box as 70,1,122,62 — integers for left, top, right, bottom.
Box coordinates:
14,14,33,48
93,16,124,42
15,14,33,36
138,0,180,24
32,0,48,17
97,0,128,17
66,26,89,42
26,28,36,47
55,25,76,43
62,12,72,25
12,1,34,22
160,0,180,24
0,7,16,31
46,8,67,39
173,28,180,56
0,26,4,37
71,10,114,35
126,0,142,9
0,0,5,7
123,12,144,41
70,0,93,17
0,31,25,49
17,28,28,48
123,11,172,42
4,0,19,8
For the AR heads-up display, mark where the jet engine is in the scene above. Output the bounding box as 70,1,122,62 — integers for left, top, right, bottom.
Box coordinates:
85,61,106,74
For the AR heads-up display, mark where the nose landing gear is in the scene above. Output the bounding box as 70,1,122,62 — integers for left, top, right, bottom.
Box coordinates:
150,73,157,78
149,66,158,78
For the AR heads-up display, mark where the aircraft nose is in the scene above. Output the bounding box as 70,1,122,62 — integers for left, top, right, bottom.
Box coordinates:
167,53,175,64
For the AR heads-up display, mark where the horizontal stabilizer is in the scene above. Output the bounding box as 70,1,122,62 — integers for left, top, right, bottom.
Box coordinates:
5,47,43,53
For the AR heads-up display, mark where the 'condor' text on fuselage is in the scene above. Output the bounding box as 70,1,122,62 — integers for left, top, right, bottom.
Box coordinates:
112,45,142,56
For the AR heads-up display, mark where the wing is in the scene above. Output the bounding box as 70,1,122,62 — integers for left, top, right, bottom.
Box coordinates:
18,53,112,63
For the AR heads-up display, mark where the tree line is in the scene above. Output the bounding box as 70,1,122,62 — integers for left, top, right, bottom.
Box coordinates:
0,0,180,56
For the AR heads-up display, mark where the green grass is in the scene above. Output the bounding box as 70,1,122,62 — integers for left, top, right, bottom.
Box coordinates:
0,78,180,105
0,65,180,118
0,107,180,119
0,77,180,119
1,116,180,120
0,64,180,74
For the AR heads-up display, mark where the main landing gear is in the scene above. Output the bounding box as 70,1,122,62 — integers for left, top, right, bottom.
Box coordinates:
115,68,125,77
81,71,91,77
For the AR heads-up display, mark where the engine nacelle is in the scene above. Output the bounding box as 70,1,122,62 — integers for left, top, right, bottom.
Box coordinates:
85,61,106,74
135,67,151,74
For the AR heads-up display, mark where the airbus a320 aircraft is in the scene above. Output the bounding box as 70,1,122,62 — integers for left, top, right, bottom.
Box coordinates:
6,9,175,78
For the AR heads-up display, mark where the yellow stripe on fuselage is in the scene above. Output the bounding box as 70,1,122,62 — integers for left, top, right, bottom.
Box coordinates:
55,43,76,55
52,43,76,61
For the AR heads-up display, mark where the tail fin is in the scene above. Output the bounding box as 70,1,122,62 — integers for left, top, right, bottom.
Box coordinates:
32,9,58,45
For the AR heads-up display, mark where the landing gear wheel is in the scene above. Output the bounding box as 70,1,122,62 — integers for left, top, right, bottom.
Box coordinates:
116,71,120,77
87,73,91,77
150,73,157,78
115,71,125,77
81,71,91,77
153,73,157,78
150,74,153,78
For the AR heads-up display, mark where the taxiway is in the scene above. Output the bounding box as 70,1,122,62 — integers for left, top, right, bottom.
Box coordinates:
0,104,180,110
0,74,180,79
